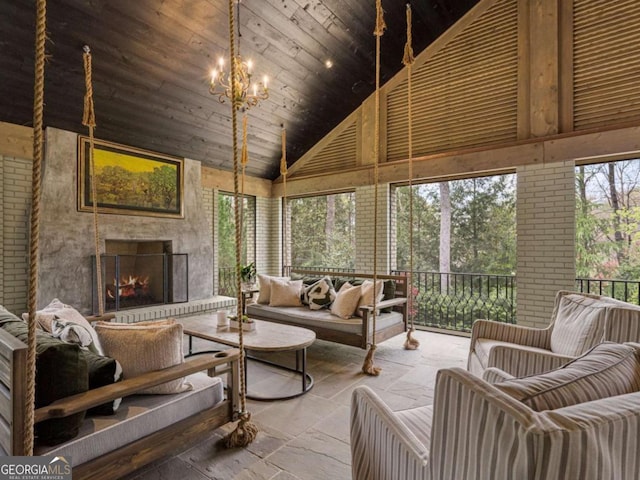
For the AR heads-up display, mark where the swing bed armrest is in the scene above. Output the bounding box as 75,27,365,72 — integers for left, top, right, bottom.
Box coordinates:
35,348,240,423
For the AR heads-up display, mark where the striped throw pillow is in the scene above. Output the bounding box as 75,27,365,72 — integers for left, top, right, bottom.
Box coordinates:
495,342,640,411
550,294,608,356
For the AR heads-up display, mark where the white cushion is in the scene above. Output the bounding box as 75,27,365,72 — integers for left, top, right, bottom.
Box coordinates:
257,274,289,304
95,319,192,394
550,294,608,356
330,282,362,319
269,279,303,307
356,280,384,318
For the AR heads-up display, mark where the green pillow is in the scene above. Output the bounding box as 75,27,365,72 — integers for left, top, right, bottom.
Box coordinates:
81,349,122,415
0,315,88,446
380,280,397,313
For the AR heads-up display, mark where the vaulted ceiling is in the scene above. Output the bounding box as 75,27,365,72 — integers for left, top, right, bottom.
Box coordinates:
0,0,479,179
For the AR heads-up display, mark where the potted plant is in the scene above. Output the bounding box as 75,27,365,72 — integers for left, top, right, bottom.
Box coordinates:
228,314,256,331
240,262,257,290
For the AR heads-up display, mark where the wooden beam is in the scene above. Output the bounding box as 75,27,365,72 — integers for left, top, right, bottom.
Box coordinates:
272,141,543,196
201,166,272,197
545,125,640,163
528,0,560,137
0,122,33,160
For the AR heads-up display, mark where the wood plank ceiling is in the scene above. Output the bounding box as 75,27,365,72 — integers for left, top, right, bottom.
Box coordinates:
0,0,479,179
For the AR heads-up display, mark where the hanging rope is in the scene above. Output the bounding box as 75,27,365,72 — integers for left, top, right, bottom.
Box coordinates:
25,0,47,455
82,45,104,317
403,3,420,350
280,126,288,269
239,113,248,231
225,0,258,448
362,0,386,376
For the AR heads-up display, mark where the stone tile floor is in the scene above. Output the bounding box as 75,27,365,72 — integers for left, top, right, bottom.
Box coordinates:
123,330,469,480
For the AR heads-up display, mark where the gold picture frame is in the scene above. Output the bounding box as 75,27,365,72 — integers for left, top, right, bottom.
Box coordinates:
78,136,184,218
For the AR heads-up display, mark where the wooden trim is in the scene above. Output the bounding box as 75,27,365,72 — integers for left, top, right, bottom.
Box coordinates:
558,0,574,133
273,121,640,196
201,166,271,197
0,122,33,160
517,0,531,139
529,0,559,137
34,350,239,422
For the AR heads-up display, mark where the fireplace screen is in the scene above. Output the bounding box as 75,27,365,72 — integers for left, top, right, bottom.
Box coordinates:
92,253,188,313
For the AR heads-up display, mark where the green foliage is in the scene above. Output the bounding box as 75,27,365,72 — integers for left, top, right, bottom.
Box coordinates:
575,160,640,281
240,262,256,282
289,192,355,269
218,193,254,269
395,175,516,275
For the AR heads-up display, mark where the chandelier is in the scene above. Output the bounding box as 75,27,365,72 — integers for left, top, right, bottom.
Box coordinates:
209,56,268,110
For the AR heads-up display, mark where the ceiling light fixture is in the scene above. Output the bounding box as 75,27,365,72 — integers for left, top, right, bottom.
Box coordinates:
209,2,269,110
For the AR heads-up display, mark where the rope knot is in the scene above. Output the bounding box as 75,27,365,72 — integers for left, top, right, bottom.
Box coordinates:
225,411,259,448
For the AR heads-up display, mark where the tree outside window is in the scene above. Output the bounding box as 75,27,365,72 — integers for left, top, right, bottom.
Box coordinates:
576,159,640,280
218,192,255,269
288,192,355,269
395,174,516,275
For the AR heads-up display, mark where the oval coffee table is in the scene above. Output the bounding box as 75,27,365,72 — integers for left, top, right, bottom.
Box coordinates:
179,316,316,400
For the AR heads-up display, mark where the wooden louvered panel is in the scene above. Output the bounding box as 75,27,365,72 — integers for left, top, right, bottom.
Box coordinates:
291,122,357,177
387,0,518,162
574,0,640,130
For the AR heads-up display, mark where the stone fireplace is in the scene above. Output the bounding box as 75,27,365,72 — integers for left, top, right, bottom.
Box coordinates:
93,240,189,313
36,128,219,317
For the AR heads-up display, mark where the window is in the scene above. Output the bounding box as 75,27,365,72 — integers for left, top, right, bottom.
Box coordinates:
576,159,640,280
394,174,516,274
218,192,255,269
287,192,355,269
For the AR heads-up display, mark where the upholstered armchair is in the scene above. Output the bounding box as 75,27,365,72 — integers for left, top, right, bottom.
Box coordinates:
468,290,640,378
351,342,640,480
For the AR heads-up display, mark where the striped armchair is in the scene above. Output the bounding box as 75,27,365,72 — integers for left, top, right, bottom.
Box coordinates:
351,342,640,480
468,290,640,378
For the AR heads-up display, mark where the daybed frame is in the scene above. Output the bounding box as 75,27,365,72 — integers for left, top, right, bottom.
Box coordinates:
0,327,240,480
249,270,408,349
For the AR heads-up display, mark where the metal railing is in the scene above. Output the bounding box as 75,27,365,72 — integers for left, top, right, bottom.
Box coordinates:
283,265,356,276
393,270,516,333
576,278,640,305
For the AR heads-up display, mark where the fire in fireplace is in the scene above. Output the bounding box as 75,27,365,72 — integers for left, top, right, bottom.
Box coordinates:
93,240,188,313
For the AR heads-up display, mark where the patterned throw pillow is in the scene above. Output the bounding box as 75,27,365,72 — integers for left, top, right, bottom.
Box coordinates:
304,277,337,310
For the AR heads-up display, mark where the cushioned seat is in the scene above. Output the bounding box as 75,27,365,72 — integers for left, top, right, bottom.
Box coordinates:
468,291,640,378
36,371,223,465
351,342,640,480
246,304,403,334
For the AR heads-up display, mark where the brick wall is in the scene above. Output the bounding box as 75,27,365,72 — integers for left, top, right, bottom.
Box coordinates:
202,187,217,294
516,161,576,328
355,184,390,273
0,156,32,314
256,196,281,275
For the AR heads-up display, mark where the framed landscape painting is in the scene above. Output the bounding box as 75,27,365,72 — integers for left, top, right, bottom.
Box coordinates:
78,137,184,218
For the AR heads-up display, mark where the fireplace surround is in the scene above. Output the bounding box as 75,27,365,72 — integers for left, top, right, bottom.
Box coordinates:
93,240,188,313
